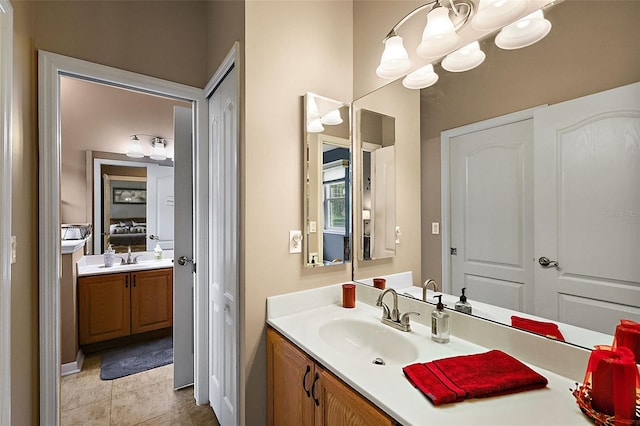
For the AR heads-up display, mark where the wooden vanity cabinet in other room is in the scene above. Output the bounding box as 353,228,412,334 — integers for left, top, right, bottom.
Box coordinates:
266,327,395,426
79,268,173,345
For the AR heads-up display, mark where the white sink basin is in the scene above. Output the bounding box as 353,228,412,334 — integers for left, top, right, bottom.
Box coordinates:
318,318,419,365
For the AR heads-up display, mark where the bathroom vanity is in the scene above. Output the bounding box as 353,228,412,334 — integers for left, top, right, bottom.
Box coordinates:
75,254,174,346
267,283,592,425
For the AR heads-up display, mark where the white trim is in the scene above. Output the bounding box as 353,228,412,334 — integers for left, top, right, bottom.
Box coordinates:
204,44,238,97
440,106,544,294
38,50,208,424
60,350,85,377
0,1,12,424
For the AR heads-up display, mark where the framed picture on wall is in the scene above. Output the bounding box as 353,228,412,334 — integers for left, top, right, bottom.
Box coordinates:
113,188,147,204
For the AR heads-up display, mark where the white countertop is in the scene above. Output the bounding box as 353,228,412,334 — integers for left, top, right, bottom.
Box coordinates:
77,250,174,277
267,285,591,426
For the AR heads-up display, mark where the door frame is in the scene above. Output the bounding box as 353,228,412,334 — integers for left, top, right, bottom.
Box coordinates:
440,106,542,294
38,50,209,423
0,0,12,423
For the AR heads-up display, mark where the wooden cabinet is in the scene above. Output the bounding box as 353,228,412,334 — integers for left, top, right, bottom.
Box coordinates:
267,327,395,426
79,268,173,345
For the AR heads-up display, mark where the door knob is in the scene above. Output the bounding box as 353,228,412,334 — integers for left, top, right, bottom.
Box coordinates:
178,256,193,266
538,256,559,268
149,235,159,240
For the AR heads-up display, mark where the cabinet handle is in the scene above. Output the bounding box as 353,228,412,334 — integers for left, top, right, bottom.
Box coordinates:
125,276,129,288
311,372,320,407
302,365,311,397
133,276,136,287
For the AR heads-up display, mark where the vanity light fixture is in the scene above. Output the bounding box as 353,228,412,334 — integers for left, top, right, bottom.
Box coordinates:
126,135,144,158
376,0,552,88
321,109,343,126
126,134,172,160
307,119,325,133
150,137,168,161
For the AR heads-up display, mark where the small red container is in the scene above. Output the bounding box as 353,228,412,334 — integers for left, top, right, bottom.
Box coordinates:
342,284,356,308
373,278,386,290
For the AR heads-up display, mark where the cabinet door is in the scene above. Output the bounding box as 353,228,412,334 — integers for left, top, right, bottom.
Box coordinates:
315,365,394,426
267,328,315,426
131,268,173,334
79,273,130,345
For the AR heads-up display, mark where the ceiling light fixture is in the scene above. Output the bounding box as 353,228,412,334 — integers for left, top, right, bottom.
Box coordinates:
126,134,172,160
376,0,553,88
150,137,168,161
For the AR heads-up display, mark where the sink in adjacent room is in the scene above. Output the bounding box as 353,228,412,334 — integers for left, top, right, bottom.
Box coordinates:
318,317,419,365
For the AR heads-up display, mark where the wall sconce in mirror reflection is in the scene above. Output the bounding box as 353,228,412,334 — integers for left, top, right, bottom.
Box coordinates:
306,94,344,134
377,0,553,90
126,134,173,161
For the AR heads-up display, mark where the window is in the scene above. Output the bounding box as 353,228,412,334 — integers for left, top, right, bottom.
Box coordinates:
323,162,347,233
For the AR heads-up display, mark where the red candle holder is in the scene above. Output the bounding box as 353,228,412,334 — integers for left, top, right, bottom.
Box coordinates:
613,320,640,363
373,278,386,290
342,283,355,309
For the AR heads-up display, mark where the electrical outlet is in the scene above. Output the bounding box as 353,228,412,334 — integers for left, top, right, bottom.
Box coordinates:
432,222,440,235
289,230,302,253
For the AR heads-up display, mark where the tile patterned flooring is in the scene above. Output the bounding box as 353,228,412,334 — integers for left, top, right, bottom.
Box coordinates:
61,354,220,425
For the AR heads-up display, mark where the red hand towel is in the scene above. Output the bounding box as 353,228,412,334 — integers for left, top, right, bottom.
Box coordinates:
511,315,565,341
403,350,548,406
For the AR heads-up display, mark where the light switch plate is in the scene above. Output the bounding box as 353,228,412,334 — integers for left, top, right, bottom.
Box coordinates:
432,222,440,235
289,230,302,253
309,221,317,233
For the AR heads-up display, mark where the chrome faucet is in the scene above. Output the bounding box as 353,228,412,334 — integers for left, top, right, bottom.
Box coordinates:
119,246,141,265
376,288,419,332
421,279,438,302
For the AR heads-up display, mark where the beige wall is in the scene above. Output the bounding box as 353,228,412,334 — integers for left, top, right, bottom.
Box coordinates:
11,2,209,423
61,77,188,224
243,1,353,423
420,0,640,284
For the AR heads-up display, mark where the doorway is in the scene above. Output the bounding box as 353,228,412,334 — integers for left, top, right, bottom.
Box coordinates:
38,50,209,424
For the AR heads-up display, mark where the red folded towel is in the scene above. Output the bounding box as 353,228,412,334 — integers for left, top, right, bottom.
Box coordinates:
403,350,548,406
511,315,565,341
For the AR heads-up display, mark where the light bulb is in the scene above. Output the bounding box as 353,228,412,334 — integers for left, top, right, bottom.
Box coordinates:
442,41,486,72
495,10,552,50
402,64,439,90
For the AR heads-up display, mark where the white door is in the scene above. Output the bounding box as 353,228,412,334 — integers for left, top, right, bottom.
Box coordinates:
208,65,239,425
449,118,534,311
372,145,396,259
146,164,174,250
173,106,194,389
534,83,640,333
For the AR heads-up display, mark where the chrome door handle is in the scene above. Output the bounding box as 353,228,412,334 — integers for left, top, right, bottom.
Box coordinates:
149,234,159,240
538,256,559,268
178,256,193,266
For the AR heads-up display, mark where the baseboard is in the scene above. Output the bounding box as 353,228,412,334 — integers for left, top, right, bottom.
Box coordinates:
61,350,85,376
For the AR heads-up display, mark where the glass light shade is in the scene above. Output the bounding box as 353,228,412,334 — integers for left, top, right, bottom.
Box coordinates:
402,64,439,90
307,95,321,120
376,35,412,79
321,109,343,126
307,119,324,133
495,10,552,50
472,0,530,31
150,139,167,161
417,6,462,58
126,136,144,158
442,41,486,72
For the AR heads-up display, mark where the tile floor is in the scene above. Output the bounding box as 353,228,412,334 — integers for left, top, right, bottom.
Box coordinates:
61,354,220,425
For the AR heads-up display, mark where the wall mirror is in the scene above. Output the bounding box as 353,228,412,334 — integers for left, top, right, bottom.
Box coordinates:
91,153,175,254
352,0,640,351
358,109,396,260
303,93,351,267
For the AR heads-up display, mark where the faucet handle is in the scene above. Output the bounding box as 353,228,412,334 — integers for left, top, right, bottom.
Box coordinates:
400,311,420,326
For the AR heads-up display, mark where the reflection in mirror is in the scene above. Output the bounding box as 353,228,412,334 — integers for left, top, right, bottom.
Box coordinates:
303,93,351,267
92,153,175,254
359,109,396,260
352,0,640,351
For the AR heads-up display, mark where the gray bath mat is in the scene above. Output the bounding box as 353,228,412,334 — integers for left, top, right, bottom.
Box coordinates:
100,336,173,380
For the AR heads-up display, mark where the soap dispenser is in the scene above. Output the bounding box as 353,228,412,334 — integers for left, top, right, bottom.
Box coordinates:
104,244,115,268
154,242,163,260
431,295,450,343
455,287,472,314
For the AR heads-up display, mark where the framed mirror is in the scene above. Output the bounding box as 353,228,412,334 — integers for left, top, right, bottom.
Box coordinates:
303,93,351,267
